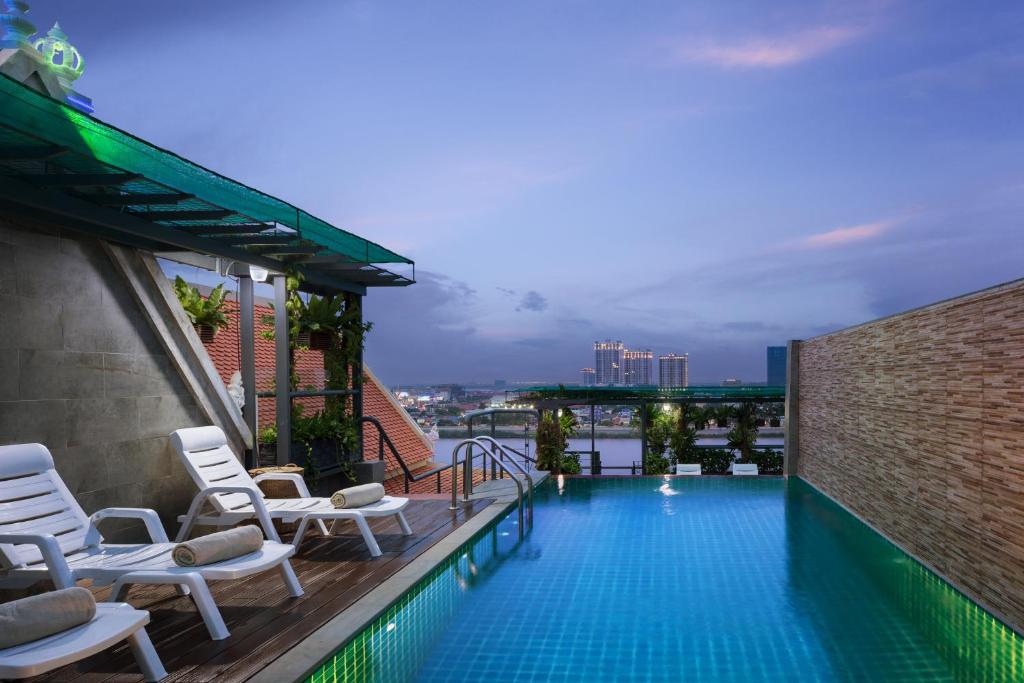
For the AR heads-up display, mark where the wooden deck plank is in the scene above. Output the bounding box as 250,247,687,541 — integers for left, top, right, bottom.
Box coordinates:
23,499,493,683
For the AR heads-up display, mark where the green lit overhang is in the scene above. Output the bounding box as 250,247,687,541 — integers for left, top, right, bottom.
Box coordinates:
507,384,786,407
0,74,414,295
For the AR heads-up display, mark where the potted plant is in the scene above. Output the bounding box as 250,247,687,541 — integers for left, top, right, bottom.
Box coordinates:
173,276,229,343
292,294,343,350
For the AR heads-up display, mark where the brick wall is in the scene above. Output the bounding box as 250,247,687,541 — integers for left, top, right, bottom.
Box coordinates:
794,278,1024,631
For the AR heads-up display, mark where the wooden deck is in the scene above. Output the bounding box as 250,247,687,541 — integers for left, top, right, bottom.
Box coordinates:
29,498,493,683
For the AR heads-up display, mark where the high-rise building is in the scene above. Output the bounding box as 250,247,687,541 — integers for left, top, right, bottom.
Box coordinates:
659,353,689,389
581,368,596,385
594,340,624,385
623,350,653,385
766,346,787,386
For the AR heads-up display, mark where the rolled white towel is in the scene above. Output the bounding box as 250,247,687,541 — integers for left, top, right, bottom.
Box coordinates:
0,587,96,649
330,483,385,509
173,525,264,567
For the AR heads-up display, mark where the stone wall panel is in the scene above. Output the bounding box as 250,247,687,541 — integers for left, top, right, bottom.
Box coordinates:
798,278,1024,631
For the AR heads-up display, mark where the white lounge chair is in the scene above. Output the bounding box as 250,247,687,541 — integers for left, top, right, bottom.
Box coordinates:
732,463,759,476
0,443,302,641
0,602,166,681
170,426,411,557
675,464,701,476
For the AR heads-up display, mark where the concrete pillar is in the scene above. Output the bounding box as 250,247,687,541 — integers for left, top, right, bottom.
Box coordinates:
274,275,291,466
238,275,257,465
783,339,802,477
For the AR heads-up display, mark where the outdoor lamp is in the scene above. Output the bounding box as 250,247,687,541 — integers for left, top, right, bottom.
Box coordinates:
248,265,270,282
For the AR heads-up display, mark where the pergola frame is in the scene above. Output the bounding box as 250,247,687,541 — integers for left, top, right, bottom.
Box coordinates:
507,385,786,474
0,73,414,466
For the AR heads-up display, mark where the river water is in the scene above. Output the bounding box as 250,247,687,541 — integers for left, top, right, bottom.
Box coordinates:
432,437,784,473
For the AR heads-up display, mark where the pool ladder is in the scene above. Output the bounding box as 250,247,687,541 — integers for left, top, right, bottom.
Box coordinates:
450,438,534,540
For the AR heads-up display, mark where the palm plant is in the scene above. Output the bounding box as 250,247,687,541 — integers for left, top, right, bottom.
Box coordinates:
173,276,229,343
726,402,760,461
714,404,734,428
669,403,703,464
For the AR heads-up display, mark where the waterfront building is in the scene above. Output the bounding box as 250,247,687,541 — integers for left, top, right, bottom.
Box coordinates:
594,340,624,384
659,353,689,388
721,378,743,387
767,346,787,386
623,350,653,385
581,367,596,385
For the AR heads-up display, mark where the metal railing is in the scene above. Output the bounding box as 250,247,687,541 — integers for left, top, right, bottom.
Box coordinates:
472,436,534,523
450,438,533,540
360,416,452,494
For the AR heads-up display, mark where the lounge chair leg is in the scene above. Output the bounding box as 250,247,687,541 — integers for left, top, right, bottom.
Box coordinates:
278,560,304,597
292,518,311,548
315,519,331,536
396,511,413,535
127,627,168,682
182,574,230,641
353,515,382,557
109,573,227,640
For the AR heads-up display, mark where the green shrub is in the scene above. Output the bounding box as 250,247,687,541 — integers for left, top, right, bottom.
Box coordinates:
646,450,670,475
698,448,733,474
560,451,582,475
749,448,784,474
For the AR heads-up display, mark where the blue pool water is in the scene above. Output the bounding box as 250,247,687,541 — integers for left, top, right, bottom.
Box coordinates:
309,477,1024,682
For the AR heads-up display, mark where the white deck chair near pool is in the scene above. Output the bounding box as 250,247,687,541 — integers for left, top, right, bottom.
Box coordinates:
675,464,701,476
0,443,301,641
0,602,166,681
170,426,411,557
732,463,759,476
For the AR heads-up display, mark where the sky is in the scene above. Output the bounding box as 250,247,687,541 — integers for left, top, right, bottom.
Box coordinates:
37,0,1024,385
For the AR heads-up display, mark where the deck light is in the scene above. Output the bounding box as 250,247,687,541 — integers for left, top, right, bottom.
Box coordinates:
248,265,270,282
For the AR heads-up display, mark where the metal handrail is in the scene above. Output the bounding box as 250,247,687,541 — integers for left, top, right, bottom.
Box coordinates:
450,438,532,540
360,416,450,493
472,436,533,527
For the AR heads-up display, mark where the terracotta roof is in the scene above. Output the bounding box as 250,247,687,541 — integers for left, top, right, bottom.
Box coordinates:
202,299,435,480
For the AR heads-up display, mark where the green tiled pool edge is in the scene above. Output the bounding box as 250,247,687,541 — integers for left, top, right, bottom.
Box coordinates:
247,496,521,683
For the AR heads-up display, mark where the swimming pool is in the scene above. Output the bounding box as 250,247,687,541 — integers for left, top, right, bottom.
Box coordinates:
308,477,1024,682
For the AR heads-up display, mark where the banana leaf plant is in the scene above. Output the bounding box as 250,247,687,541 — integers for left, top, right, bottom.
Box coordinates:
173,276,229,343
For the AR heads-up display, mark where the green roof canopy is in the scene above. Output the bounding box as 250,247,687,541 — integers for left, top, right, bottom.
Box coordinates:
0,74,413,293
508,384,786,405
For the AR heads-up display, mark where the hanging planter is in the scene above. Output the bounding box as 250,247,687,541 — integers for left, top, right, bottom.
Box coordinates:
295,330,333,349
173,276,229,345
308,330,333,350
195,323,217,343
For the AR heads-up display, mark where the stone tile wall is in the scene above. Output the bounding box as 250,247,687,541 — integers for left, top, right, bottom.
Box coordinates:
795,278,1024,631
0,216,204,541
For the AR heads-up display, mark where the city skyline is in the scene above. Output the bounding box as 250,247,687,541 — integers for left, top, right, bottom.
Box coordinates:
47,0,1024,386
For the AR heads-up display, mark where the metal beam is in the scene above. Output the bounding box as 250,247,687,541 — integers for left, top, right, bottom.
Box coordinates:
319,263,375,272
178,224,272,235
214,234,300,246
250,244,324,255
640,402,648,475
128,209,235,222
239,275,258,467
274,275,291,466
0,176,366,295
91,193,194,206
17,172,141,187
0,145,69,161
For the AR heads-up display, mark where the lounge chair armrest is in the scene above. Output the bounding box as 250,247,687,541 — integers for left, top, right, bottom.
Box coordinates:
252,472,311,498
178,486,280,543
0,532,75,588
89,508,169,544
